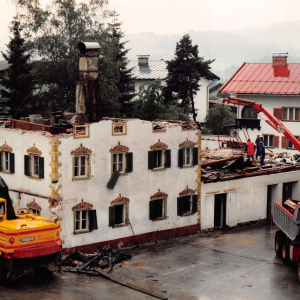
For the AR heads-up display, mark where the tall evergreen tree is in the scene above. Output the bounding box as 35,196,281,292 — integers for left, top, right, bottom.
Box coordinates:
165,34,215,121
0,20,34,119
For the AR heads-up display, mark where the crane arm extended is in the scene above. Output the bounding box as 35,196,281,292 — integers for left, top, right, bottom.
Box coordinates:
223,97,300,152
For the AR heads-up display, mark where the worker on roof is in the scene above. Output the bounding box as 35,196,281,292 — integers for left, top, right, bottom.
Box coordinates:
255,135,263,159
245,139,255,161
258,141,265,166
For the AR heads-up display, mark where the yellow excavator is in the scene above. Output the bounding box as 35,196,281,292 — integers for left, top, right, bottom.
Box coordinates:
0,177,61,282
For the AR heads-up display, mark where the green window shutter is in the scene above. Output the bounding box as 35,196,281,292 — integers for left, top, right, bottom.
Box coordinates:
9,153,14,174
107,171,120,189
0,151,2,171
178,149,184,167
192,194,198,214
24,155,30,176
126,152,133,173
148,151,154,169
149,201,156,220
177,197,184,216
165,149,171,168
193,147,198,166
88,210,98,231
39,157,44,179
109,206,115,227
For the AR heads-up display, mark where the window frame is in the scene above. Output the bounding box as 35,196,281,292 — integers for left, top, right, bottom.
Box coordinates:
112,121,127,136
73,125,90,139
0,150,14,175
177,194,198,217
109,202,129,228
112,152,125,174
72,154,91,181
288,136,299,149
282,107,300,121
149,197,167,221
24,154,44,180
263,134,274,148
182,147,192,166
148,148,171,171
74,209,89,233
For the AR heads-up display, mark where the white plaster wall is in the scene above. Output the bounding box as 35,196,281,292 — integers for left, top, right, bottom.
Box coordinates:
201,170,300,230
235,94,300,153
201,135,235,150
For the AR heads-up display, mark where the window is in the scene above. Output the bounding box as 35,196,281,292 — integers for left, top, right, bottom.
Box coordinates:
177,195,198,216
241,106,257,118
74,155,88,177
113,153,125,173
263,135,274,147
112,121,127,136
149,198,167,221
72,199,98,234
109,195,129,227
0,202,5,215
288,136,299,148
282,107,300,121
24,154,44,179
0,146,15,174
29,208,40,215
74,125,90,138
152,122,166,133
71,144,92,181
178,147,198,167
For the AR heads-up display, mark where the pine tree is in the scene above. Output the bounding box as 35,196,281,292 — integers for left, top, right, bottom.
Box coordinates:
165,34,215,121
0,20,34,119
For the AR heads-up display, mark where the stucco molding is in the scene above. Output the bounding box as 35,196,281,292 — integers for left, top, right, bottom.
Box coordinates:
27,199,42,211
110,141,129,153
72,199,93,210
150,139,168,150
179,186,195,197
71,143,92,155
150,189,168,200
27,144,42,155
111,194,130,205
0,141,13,152
179,138,196,148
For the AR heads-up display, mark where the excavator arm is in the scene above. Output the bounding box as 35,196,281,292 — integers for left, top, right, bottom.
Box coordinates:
223,97,300,152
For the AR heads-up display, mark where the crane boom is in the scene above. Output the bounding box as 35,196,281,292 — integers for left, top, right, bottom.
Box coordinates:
223,97,300,152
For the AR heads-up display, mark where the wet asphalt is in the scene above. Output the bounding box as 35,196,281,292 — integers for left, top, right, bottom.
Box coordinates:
1,224,300,300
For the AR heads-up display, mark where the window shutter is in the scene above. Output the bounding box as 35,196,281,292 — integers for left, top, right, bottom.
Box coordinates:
148,151,154,169
24,155,30,176
149,201,156,220
165,149,171,168
177,197,184,216
0,151,2,171
9,153,14,173
107,171,120,189
88,210,98,231
274,136,279,148
109,206,115,227
192,195,198,214
273,108,282,120
282,136,288,149
126,152,133,173
178,149,183,167
39,157,44,179
193,147,198,166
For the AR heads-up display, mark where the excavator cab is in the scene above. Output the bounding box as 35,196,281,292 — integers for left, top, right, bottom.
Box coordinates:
0,198,6,221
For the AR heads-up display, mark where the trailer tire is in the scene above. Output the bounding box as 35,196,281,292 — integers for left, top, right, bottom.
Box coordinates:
275,231,283,258
282,239,290,263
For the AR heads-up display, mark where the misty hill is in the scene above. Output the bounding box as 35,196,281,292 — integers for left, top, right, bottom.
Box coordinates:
125,21,300,82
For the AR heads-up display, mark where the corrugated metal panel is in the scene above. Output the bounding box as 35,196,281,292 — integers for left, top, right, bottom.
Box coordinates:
127,61,168,80
219,62,300,95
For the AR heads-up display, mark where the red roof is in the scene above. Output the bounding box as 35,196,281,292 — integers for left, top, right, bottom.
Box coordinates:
219,63,300,95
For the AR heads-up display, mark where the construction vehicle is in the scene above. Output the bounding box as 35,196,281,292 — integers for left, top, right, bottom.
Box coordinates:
223,97,300,281
0,177,61,282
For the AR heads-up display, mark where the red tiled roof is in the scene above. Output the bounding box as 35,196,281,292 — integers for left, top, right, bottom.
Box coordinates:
219,63,300,95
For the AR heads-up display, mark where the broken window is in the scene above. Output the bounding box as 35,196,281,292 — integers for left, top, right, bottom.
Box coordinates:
74,125,89,138
263,135,274,147
149,198,167,221
152,122,166,133
282,107,300,121
177,195,198,216
0,151,14,174
24,154,44,179
109,203,129,227
148,149,171,170
29,208,40,215
112,121,127,136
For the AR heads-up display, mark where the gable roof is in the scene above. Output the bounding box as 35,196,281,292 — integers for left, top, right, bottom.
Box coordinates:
219,63,300,95
128,60,220,81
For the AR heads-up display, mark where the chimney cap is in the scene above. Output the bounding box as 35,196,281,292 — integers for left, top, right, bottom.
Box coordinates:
78,42,100,54
272,52,288,57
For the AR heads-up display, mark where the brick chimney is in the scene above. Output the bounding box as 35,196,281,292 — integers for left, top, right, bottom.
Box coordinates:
138,55,149,66
272,52,288,66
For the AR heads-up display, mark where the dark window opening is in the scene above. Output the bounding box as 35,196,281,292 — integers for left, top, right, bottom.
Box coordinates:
154,150,163,168
214,193,227,228
150,198,165,220
241,106,257,119
114,204,124,225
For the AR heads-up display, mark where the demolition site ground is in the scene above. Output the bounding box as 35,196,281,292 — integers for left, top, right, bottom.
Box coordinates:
1,224,300,300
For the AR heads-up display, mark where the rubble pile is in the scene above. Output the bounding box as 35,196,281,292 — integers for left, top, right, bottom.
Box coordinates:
269,152,300,165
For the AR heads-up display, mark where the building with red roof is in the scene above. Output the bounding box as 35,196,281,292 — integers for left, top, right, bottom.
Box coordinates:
219,53,300,153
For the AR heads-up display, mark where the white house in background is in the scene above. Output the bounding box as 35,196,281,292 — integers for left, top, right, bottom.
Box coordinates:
219,52,300,153
127,55,220,123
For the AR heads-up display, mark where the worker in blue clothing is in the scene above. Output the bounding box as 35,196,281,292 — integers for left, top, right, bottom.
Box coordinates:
258,141,265,166
255,135,263,159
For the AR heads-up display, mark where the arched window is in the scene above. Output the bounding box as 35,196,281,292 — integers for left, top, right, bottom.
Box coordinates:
241,106,257,119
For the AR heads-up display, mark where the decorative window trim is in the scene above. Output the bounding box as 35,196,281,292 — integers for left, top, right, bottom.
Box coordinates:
27,199,41,215
24,146,44,180
110,142,132,176
179,138,196,148
181,121,198,131
152,121,166,133
27,144,42,156
109,194,130,228
148,140,170,172
71,144,92,181
73,125,90,139
149,190,168,221
110,194,130,206
179,186,195,197
150,139,168,150
72,199,94,210
112,121,127,136
0,141,13,152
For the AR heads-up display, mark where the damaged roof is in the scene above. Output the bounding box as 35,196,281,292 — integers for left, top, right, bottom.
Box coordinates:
219,63,300,95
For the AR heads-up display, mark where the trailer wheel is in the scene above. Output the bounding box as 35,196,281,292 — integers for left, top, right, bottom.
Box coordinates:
282,239,290,263
275,231,283,258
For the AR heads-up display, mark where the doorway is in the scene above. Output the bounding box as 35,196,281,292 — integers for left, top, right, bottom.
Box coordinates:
282,182,293,202
214,193,227,228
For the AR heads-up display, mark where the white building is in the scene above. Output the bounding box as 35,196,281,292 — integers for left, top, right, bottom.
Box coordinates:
127,55,220,123
219,53,300,153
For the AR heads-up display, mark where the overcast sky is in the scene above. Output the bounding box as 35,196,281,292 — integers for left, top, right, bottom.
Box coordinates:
1,0,300,50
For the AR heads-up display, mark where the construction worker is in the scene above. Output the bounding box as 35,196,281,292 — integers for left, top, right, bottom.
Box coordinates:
255,135,263,159
245,139,255,161
258,141,265,166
